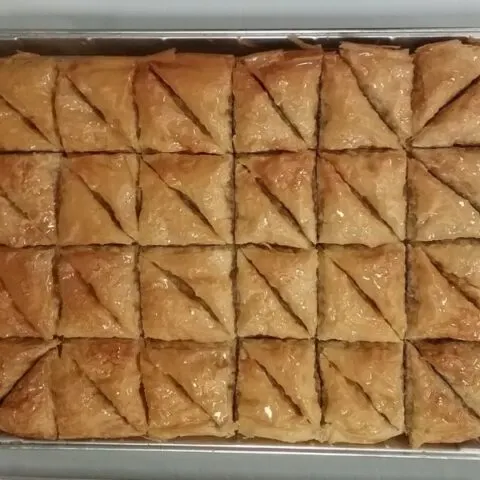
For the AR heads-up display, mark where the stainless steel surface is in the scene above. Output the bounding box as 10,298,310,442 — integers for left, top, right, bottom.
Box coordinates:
1,27,480,479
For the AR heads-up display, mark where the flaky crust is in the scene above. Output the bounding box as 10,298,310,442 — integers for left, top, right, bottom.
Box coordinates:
0,153,60,247
139,154,232,245
238,49,322,150
0,249,58,339
58,155,137,245
140,247,234,342
407,245,480,341
57,247,139,338
141,341,234,439
320,53,400,150
237,247,317,338
406,344,480,448
0,53,60,149
408,158,480,241
238,339,320,442
340,42,413,142
412,40,480,133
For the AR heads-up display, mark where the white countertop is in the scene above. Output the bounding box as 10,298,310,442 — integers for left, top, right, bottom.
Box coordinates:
0,0,480,30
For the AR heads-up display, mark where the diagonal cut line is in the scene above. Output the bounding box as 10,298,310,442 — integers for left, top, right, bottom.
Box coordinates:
0,348,56,406
422,249,480,312
145,257,228,333
164,372,218,425
250,356,306,421
0,275,41,336
0,186,51,242
0,94,54,147
241,251,309,334
149,65,215,142
413,154,480,215
67,166,134,242
63,258,126,332
327,159,399,239
247,66,306,144
341,56,402,145
142,159,220,240
240,164,312,245
66,75,131,147
323,355,399,431
72,358,141,432
328,255,401,339
416,346,480,423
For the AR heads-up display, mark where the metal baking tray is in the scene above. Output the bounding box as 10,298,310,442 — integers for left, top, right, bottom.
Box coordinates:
1,27,480,480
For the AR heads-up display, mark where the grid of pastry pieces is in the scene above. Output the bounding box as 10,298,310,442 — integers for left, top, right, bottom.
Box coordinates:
1,39,480,449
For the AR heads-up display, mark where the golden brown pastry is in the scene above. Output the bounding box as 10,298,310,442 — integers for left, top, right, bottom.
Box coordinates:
237,246,317,338
413,80,480,147
320,245,406,341
320,53,400,150
413,148,480,209
0,248,57,339
238,152,316,244
406,343,480,448
408,157,480,241
322,151,406,241
407,245,480,341
416,341,480,417
321,342,403,443
53,343,140,439
141,341,234,439
59,339,146,434
140,247,234,342
137,53,234,154
56,58,136,152
237,339,320,442
138,154,232,245
234,49,322,152
412,40,480,133
57,247,139,338
0,53,60,151
0,153,60,247
235,158,313,248
318,160,398,247
340,42,413,143
0,344,58,440
58,154,137,245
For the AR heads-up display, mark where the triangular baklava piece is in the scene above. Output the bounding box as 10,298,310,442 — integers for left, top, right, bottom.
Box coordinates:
238,339,320,442
58,154,137,245
236,49,322,150
408,157,480,241
237,246,317,338
0,348,57,439
140,247,234,342
61,339,146,434
407,245,480,340
320,53,400,150
319,250,399,342
58,247,139,338
321,342,403,443
0,153,60,247
324,151,406,240
406,344,480,447
139,154,232,245
318,160,398,246
235,160,312,248
0,53,60,150
340,42,413,142
141,341,234,439
412,40,480,133
0,248,57,339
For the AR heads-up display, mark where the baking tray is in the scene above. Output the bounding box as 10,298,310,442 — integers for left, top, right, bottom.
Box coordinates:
1,27,480,478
